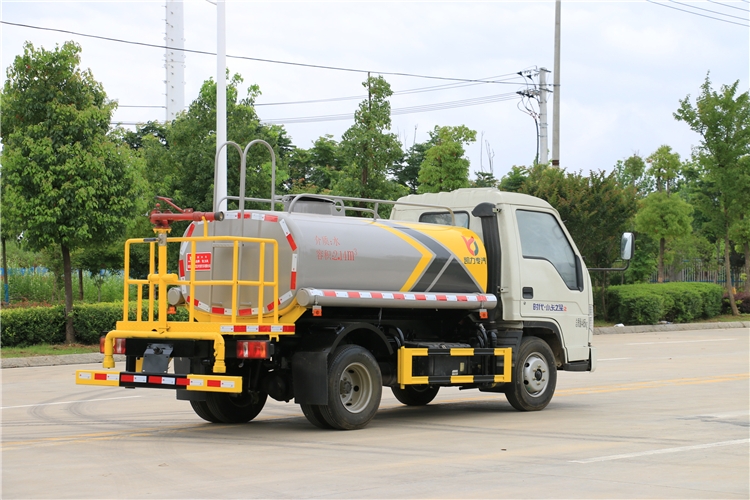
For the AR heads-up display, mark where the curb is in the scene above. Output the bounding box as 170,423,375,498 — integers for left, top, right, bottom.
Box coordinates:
1,353,125,369
593,321,750,335
2,322,749,369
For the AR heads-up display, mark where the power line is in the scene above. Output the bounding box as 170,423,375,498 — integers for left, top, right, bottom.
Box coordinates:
1,20,525,85
667,0,750,20
645,0,750,26
707,0,750,13
255,73,525,107
261,92,520,125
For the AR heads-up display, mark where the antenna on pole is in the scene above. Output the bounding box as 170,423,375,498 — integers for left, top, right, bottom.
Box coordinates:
165,0,185,122
215,0,228,213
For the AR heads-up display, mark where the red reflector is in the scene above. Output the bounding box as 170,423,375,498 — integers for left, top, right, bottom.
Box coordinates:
94,373,108,380
113,338,126,355
207,380,221,387
177,378,189,386
312,305,322,317
148,376,162,384
99,336,106,354
237,341,269,359
479,309,488,319
121,374,135,383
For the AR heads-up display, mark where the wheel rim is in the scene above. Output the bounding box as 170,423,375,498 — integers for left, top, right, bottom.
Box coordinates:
338,361,373,414
521,352,549,397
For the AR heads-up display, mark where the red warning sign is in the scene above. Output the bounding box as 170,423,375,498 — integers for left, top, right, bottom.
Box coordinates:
186,252,212,271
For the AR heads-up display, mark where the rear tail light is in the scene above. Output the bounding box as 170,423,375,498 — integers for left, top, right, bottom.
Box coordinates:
236,340,269,359
113,338,126,355
100,337,126,354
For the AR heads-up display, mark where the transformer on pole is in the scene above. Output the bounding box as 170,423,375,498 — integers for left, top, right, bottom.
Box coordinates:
165,0,185,122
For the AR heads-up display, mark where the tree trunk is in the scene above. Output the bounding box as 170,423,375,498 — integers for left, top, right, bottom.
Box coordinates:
724,233,739,316
2,238,8,302
657,237,665,283
78,268,84,301
62,244,76,344
744,242,749,292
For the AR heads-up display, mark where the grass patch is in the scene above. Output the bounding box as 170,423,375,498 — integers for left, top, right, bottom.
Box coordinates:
1,343,100,358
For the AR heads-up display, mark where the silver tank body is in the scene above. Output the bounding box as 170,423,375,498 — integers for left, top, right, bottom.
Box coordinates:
177,209,487,316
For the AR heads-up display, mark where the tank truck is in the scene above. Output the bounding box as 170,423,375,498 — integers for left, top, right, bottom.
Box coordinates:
76,140,633,430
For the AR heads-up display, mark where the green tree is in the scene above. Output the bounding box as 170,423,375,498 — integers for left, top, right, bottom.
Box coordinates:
417,125,477,193
614,154,652,196
335,75,406,206
1,41,144,341
675,76,750,314
634,191,694,283
498,166,529,192
392,139,433,194
286,135,343,194
633,145,693,283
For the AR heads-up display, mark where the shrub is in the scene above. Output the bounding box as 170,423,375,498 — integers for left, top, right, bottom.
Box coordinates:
1,305,66,346
1,302,192,347
606,282,724,325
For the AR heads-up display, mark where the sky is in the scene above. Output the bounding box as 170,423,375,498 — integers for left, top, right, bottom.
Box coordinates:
1,0,748,182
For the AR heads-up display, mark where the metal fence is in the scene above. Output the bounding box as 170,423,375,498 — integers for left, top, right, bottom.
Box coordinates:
650,261,746,289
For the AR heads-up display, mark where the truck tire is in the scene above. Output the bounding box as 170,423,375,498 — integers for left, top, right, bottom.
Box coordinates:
205,391,268,423
300,404,334,429
505,336,557,412
391,385,440,406
319,345,382,430
190,400,221,423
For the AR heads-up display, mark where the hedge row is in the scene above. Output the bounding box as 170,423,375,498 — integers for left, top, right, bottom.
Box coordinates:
606,282,725,325
1,302,190,347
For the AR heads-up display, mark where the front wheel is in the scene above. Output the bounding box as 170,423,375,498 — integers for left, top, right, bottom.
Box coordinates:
205,391,268,423
318,345,382,430
391,385,439,406
505,336,557,411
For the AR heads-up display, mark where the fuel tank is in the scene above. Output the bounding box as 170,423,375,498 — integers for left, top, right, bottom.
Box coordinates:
176,207,489,317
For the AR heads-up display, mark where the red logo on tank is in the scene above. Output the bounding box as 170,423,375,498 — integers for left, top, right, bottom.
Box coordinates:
462,236,479,256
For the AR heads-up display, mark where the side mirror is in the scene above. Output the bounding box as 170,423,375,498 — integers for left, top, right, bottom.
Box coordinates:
621,232,634,261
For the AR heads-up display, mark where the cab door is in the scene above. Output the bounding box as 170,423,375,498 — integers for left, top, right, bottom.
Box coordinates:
513,208,589,361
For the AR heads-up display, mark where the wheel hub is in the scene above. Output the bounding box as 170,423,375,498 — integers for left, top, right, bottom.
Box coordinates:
338,362,372,414
522,353,549,397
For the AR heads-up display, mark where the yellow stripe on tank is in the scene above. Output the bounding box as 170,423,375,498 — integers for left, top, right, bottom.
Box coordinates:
371,221,433,292
394,222,488,291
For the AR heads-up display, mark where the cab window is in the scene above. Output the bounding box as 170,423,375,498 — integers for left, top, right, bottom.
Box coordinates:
516,210,577,289
419,211,469,228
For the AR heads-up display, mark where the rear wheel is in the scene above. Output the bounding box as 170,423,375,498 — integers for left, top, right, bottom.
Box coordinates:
391,385,440,406
300,404,334,429
318,345,382,430
189,400,220,423
505,336,557,411
205,391,268,423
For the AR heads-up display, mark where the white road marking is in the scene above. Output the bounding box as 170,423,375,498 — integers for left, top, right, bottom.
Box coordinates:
626,338,735,346
598,357,631,361
1,395,141,410
570,439,750,464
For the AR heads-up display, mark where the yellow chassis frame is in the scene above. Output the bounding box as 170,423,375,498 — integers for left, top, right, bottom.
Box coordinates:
397,347,512,388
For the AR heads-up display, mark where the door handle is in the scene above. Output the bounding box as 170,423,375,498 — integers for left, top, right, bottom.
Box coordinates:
522,287,534,299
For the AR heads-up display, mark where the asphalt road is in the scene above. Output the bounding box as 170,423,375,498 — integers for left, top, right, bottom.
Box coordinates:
2,328,748,499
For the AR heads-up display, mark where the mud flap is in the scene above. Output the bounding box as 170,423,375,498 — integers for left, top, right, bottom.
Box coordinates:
292,350,329,405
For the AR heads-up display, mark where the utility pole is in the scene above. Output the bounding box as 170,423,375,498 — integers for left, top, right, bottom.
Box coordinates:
165,0,185,122
539,68,550,165
551,0,561,167
215,0,228,213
